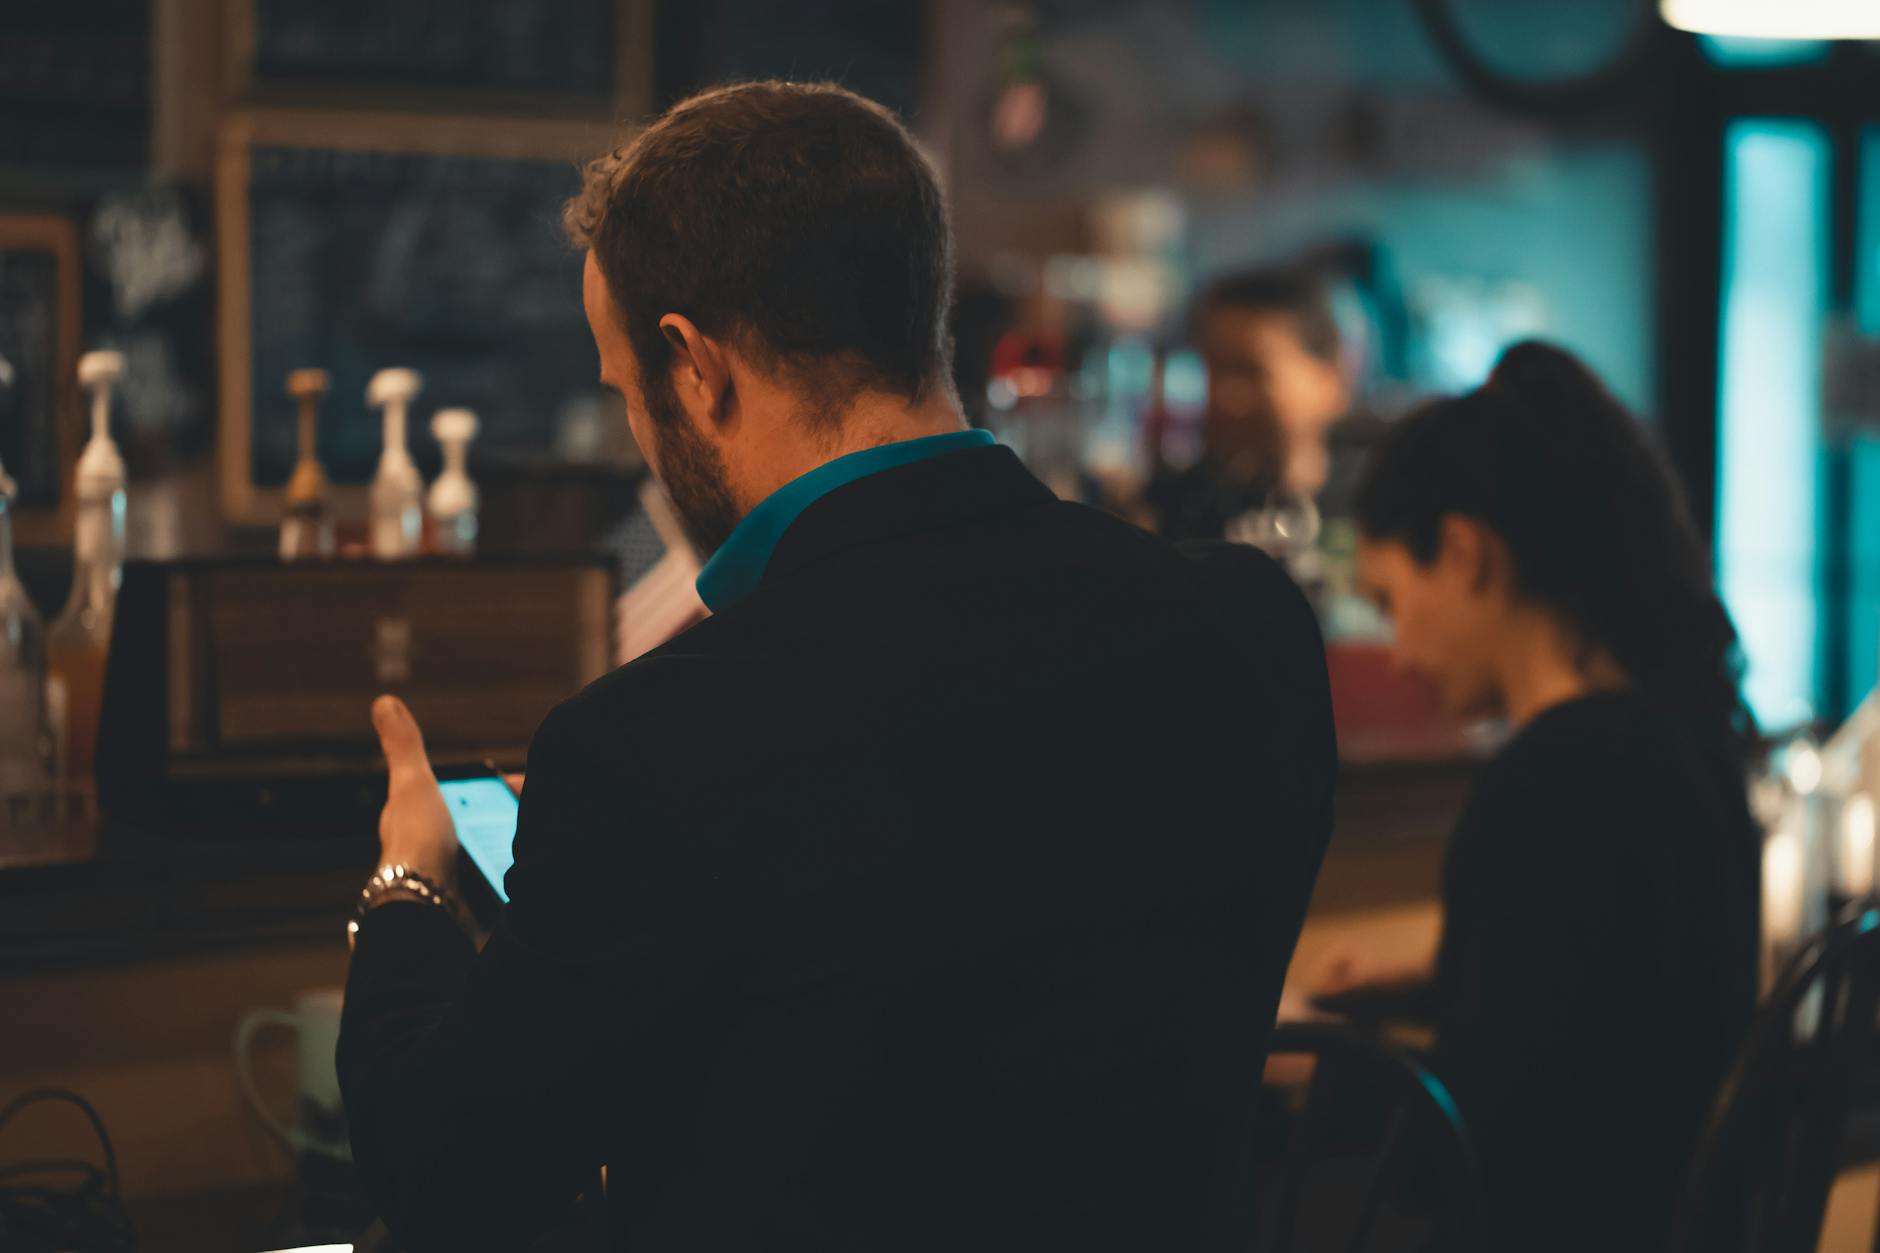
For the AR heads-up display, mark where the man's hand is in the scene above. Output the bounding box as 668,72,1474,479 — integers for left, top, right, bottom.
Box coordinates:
372,694,458,891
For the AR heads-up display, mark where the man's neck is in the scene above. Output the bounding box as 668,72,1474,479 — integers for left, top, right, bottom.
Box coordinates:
735,390,969,509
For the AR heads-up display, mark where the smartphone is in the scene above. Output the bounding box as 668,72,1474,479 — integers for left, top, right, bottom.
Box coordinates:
435,763,520,925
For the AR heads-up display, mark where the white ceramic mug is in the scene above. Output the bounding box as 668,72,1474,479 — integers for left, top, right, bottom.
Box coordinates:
235,986,351,1161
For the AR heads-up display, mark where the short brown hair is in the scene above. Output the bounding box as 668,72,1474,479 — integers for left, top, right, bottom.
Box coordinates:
565,81,954,424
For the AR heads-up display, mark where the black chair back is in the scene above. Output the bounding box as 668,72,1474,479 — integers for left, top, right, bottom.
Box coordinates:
1257,1020,1484,1253
1671,900,1880,1253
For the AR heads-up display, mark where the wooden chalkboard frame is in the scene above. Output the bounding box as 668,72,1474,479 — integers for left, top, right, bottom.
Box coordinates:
0,214,81,548
220,0,654,122
215,107,622,524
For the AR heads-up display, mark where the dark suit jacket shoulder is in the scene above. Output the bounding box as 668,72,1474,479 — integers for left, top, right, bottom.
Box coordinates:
339,445,1335,1253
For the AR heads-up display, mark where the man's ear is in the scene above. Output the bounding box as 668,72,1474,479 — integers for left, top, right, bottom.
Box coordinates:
657,313,734,431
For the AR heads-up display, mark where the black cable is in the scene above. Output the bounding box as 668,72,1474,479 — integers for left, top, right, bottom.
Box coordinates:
0,1088,121,1197
0,1088,136,1253
0,1158,111,1186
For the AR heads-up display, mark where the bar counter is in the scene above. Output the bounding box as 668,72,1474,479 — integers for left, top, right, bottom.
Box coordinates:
2,753,1477,971
1,820,374,976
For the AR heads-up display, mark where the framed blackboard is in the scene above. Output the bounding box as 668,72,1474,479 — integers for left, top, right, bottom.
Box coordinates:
224,0,653,120
0,215,81,547
216,109,619,523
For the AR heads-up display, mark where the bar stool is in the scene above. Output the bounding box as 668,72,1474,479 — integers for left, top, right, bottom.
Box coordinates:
1256,1020,1484,1253
1671,900,1880,1253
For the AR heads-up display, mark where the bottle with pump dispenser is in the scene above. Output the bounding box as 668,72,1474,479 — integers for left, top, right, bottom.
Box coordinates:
48,350,128,792
280,368,335,561
427,407,479,556
367,368,423,560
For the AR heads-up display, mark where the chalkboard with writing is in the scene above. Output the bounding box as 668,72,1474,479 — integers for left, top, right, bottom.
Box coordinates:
0,217,80,538
242,143,602,490
252,0,619,97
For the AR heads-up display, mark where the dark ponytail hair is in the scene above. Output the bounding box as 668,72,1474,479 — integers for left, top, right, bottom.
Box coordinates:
1355,340,1758,761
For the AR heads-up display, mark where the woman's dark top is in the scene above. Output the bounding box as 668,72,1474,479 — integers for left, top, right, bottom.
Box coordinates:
1431,691,1759,1251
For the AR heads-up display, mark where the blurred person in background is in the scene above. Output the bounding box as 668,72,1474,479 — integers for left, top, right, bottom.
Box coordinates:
1315,341,1760,1250
1147,265,1356,542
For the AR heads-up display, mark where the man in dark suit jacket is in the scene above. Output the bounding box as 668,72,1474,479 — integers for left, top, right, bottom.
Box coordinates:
339,81,1335,1253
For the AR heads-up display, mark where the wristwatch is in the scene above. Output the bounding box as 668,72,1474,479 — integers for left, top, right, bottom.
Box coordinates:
347,863,464,950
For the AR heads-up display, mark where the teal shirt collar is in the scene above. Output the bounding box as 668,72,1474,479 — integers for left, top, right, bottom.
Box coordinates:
695,429,996,613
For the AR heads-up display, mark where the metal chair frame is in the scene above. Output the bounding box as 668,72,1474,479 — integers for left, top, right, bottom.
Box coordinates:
1671,900,1880,1253
1261,1019,1486,1253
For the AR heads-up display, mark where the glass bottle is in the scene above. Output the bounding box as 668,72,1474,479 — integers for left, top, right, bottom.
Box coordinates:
48,350,127,789
0,452,52,837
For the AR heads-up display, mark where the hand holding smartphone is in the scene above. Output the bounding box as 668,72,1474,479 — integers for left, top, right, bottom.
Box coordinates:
434,763,520,927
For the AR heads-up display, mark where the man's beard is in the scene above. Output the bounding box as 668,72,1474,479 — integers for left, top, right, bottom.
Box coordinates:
644,375,743,558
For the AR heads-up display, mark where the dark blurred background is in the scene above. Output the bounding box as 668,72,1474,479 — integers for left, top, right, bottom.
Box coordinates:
2,0,1877,731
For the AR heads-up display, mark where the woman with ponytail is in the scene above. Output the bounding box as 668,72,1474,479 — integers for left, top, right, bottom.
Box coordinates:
1328,341,1761,1249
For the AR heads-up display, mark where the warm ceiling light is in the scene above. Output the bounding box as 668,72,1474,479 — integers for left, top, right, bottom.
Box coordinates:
1662,0,1880,39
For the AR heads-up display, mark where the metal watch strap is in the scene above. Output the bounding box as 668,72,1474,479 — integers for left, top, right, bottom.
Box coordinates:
347,863,464,950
